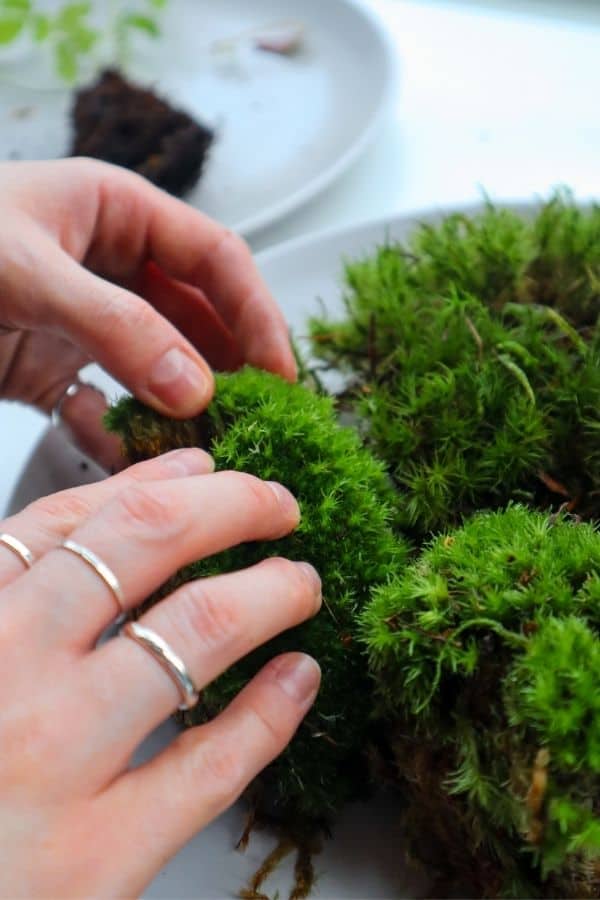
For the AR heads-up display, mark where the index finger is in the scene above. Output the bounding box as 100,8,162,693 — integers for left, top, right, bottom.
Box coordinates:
88,164,297,382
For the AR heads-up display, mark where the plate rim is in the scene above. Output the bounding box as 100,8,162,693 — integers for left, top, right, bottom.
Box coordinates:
254,196,539,267
231,0,398,237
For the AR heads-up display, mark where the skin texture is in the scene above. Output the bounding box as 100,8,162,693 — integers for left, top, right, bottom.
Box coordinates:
0,451,321,897
0,159,318,896
0,158,296,471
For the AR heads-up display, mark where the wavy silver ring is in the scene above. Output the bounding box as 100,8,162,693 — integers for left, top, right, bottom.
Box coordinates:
51,380,83,429
0,532,34,569
61,539,125,613
121,621,200,711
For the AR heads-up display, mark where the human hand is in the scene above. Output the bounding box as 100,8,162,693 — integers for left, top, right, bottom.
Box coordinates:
0,449,320,898
0,158,296,472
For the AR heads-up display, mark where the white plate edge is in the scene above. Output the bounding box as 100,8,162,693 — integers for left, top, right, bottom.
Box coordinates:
253,196,538,268
231,0,399,238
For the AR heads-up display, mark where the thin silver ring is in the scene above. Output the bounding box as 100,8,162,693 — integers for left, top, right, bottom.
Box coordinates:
121,621,200,711
0,532,34,569
61,539,125,613
51,380,83,429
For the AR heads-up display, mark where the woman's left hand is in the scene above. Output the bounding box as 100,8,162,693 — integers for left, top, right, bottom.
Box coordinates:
0,450,321,897
0,158,297,471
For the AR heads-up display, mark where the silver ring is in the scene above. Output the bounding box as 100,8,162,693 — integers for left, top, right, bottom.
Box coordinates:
0,532,34,569
121,621,200,711
51,380,83,429
61,539,125,613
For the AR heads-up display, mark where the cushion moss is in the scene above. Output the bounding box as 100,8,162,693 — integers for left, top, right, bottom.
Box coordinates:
362,505,600,896
310,193,600,537
107,367,405,821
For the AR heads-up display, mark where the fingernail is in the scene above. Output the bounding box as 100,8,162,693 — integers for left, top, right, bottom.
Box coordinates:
161,448,215,477
266,481,300,519
148,348,209,412
273,654,321,707
295,562,322,610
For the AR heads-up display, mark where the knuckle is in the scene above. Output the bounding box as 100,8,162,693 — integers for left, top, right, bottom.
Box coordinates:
194,229,252,290
1,703,62,781
202,741,246,793
68,155,100,176
93,288,150,339
78,155,148,201
213,227,249,263
265,557,313,613
0,229,42,304
115,483,180,536
170,581,239,651
28,490,93,533
126,457,174,483
182,733,246,804
230,471,272,510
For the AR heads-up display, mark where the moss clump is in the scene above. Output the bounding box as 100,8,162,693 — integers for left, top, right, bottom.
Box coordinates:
362,505,600,896
310,194,600,537
107,367,405,822
107,193,600,898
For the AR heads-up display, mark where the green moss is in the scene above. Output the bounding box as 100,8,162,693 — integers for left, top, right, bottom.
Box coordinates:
362,505,600,895
510,616,600,775
106,194,600,897
107,367,405,821
310,194,600,537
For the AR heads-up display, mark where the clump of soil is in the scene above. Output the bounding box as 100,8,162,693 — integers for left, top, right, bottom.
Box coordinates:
71,68,213,196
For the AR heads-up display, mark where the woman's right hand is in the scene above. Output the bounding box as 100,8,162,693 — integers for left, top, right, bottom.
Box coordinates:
0,158,297,473
0,448,321,898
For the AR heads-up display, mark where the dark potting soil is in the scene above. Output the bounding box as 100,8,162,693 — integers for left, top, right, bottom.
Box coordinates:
71,69,214,196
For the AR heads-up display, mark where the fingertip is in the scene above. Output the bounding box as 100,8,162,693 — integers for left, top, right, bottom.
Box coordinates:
268,653,321,710
145,347,215,418
265,481,301,527
279,347,298,383
256,336,298,383
157,448,215,477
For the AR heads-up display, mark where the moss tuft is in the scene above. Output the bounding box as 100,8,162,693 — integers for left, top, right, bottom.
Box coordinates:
363,505,600,895
107,367,405,821
310,194,600,536
106,193,600,897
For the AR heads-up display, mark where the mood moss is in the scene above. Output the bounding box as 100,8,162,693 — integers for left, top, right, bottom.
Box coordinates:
310,193,600,536
362,506,600,896
107,367,405,822
107,193,600,898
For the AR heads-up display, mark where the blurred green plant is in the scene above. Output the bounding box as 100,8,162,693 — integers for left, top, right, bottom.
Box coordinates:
0,0,167,82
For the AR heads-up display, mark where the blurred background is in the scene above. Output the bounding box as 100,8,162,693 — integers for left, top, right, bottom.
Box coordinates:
252,0,600,250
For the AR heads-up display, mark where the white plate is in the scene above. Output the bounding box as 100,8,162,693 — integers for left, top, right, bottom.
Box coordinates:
7,203,543,898
0,0,394,238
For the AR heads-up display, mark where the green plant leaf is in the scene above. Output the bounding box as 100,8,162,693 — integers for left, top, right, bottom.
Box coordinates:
146,0,167,8
31,12,50,42
57,2,91,29
55,38,77,81
69,23,98,51
1,0,31,12
0,15,25,43
121,13,159,37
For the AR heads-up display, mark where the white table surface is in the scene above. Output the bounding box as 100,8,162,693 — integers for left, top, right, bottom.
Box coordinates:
2,0,600,515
